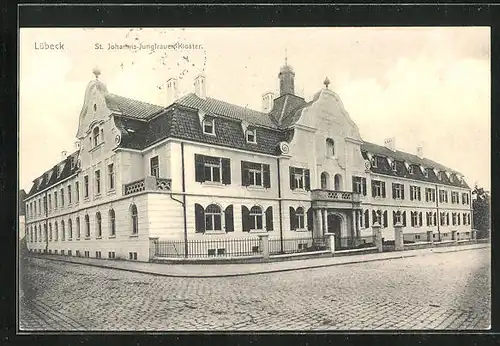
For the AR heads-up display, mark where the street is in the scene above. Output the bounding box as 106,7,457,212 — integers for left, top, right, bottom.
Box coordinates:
19,247,490,331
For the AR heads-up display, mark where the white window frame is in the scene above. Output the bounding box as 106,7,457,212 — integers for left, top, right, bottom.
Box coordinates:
205,204,223,232
249,206,264,231
108,163,115,191
394,183,404,199
203,159,222,183
202,118,215,135
84,176,89,198
373,180,383,198
249,166,264,187
294,169,305,190
93,126,100,147
411,212,418,227
246,129,256,144
296,207,305,230
394,211,402,225
410,186,420,200
150,156,159,178
95,170,101,195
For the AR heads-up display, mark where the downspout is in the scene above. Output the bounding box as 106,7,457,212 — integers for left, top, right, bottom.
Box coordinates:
435,184,441,242
168,142,188,258
277,157,283,254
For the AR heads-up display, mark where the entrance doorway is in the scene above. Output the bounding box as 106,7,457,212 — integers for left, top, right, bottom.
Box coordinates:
327,213,342,248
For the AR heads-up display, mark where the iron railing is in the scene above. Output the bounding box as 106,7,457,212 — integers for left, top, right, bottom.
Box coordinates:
336,235,375,250
154,238,262,258
269,235,329,255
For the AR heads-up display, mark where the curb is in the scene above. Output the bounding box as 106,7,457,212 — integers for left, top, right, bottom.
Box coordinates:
29,243,490,278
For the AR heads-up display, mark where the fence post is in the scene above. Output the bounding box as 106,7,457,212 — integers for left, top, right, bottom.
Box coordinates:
427,230,434,245
328,233,335,255
259,234,269,260
394,222,404,251
149,237,159,261
372,222,383,252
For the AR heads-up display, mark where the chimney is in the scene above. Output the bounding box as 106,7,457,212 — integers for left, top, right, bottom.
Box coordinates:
61,150,68,160
194,74,206,99
166,77,179,106
384,137,396,151
417,145,424,159
262,92,275,113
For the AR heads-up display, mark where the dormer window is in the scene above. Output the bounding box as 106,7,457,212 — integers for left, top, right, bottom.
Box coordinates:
246,129,256,143
93,126,100,147
370,156,378,168
423,169,429,178
391,161,397,172
203,118,215,135
408,165,413,175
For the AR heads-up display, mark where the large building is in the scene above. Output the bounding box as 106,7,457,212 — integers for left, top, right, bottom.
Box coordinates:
24,60,473,261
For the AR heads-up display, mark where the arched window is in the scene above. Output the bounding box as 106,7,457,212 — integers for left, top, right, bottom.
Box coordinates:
85,214,90,238
320,172,329,190
296,207,305,229
76,216,80,239
202,118,215,135
109,209,116,236
205,204,222,231
55,221,59,241
68,219,73,240
130,204,138,234
249,206,263,230
326,138,335,157
334,174,343,191
34,226,37,242
96,211,102,238
61,220,65,241
93,127,100,147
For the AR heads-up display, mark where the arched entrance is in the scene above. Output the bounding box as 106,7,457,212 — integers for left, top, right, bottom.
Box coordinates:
327,213,343,249
320,172,330,190
334,174,343,190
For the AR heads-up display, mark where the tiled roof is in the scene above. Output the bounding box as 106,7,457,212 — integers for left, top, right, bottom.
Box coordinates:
175,93,278,128
105,93,164,119
361,141,469,188
268,94,307,129
26,151,80,198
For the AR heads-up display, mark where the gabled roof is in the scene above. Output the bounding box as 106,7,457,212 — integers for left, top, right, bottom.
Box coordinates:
268,93,307,129
361,141,469,188
175,93,278,128
104,93,164,119
26,151,80,198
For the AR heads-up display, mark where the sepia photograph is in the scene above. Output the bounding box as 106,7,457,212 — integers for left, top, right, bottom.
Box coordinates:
18,27,491,331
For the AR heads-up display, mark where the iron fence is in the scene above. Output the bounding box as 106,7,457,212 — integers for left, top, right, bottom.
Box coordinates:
154,237,262,258
269,235,329,255
336,235,375,250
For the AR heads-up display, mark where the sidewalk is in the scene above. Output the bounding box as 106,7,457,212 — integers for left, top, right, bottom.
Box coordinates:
30,242,490,278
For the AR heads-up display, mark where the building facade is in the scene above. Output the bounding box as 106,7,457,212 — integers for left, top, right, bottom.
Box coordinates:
24,61,473,261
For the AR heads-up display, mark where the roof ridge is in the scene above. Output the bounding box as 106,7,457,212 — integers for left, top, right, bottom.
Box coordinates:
107,93,164,109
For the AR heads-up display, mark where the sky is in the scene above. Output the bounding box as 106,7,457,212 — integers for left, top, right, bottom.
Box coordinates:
19,27,490,192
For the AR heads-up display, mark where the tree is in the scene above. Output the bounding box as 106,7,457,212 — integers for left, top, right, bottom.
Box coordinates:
472,185,491,239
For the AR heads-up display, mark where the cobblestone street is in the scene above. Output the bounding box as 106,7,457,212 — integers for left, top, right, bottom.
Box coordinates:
19,247,490,331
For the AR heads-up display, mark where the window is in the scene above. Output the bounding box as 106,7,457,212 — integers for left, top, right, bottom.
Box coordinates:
391,161,397,172
68,219,72,240
205,204,222,231
423,169,429,178
68,185,72,204
296,207,305,229
439,190,448,203
202,118,215,135
326,138,335,157
49,223,52,241
96,212,102,238
246,129,256,143
34,200,37,215
410,186,421,201
372,180,386,198
393,211,402,225
249,206,263,231
392,183,404,200
75,181,80,202
425,188,436,202
61,220,65,241
76,217,80,239
130,204,138,234
85,214,90,238
93,127,100,147
463,213,467,225
84,176,89,198
462,192,470,205
108,164,115,190
408,165,414,175
352,176,367,196
411,212,418,227
43,196,47,214
95,170,101,195
426,212,432,226
289,167,310,190
60,188,64,207
373,210,382,225
467,213,471,225
55,221,59,241
195,154,231,184
440,212,446,226
451,192,459,204
364,209,370,228
446,212,450,225
241,161,271,188
150,156,159,178
370,156,378,168
109,209,116,236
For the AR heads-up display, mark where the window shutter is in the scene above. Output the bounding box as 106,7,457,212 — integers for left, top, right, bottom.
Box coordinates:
352,177,356,193
401,186,405,200
364,210,369,228
410,212,414,227
417,188,421,201
304,169,311,191
195,154,205,182
362,178,367,196
289,207,296,230
458,214,461,225
410,187,414,200
372,183,376,197
225,205,234,232
307,208,313,231
221,158,231,185
425,190,429,202
289,167,295,190
263,164,271,188
265,206,273,231
241,206,250,232
372,210,377,225
402,211,407,227
446,213,450,225
433,212,437,226
382,182,386,198
241,162,248,187
383,211,388,228
194,203,205,233
419,212,423,226
393,211,396,225
392,184,396,199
